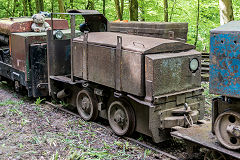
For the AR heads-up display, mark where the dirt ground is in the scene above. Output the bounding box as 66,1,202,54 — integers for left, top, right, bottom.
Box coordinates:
0,82,171,160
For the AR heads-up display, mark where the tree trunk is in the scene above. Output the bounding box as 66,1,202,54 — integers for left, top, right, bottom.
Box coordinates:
169,0,176,22
39,0,44,11
86,0,95,10
129,0,138,21
23,0,28,16
114,0,122,20
28,0,33,15
139,0,145,21
6,0,11,17
120,0,124,18
13,0,18,17
219,0,234,25
163,0,168,22
70,0,74,9
35,0,40,13
103,0,106,15
194,0,200,46
57,0,65,18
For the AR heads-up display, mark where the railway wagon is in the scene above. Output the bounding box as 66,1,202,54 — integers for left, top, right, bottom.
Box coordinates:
171,21,240,160
48,12,205,143
0,17,70,97
210,21,240,150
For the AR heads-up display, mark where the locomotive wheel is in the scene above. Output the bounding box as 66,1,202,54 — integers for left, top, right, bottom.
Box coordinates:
214,111,240,150
204,150,226,160
76,89,98,121
108,100,135,136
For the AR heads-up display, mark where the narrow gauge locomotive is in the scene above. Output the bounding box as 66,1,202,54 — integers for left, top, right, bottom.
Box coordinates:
0,16,70,97
0,10,205,144
47,11,205,143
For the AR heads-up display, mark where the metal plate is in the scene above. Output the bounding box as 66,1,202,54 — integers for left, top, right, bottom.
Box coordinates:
210,31,240,98
29,43,48,97
109,22,188,41
211,21,240,33
171,123,240,159
73,32,195,54
145,50,201,97
0,18,69,35
72,41,145,96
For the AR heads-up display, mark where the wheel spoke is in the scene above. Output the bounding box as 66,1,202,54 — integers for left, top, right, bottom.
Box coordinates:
76,89,98,121
108,100,135,136
215,111,240,150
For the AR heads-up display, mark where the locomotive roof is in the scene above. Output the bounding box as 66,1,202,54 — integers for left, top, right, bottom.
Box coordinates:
211,21,240,33
0,17,68,35
73,32,195,54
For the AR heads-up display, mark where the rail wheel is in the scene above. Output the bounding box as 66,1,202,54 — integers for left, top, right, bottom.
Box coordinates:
76,89,98,121
204,150,226,160
214,111,240,150
108,100,135,136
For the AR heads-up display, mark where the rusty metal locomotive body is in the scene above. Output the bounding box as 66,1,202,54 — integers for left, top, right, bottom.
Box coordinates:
47,11,205,143
0,17,69,97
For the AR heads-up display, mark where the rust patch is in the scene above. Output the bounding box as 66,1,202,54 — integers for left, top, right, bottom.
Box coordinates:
0,18,69,35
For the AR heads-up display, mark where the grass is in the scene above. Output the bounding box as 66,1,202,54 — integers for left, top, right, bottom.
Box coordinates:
201,82,218,105
35,97,45,106
0,82,155,159
201,82,219,116
0,99,23,106
0,99,24,116
144,149,152,158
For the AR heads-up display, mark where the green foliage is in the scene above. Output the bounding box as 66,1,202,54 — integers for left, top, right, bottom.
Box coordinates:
201,82,218,105
0,0,239,52
35,97,45,106
0,99,23,106
144,149,152,158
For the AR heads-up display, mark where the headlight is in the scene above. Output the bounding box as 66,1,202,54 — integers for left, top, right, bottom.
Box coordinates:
190,58,199,72
54,30,63,39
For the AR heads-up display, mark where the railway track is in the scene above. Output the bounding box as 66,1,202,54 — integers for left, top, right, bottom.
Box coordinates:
201,53,209,82
45,101,180,160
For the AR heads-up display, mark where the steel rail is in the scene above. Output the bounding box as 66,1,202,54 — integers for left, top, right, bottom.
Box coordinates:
45,101,179,160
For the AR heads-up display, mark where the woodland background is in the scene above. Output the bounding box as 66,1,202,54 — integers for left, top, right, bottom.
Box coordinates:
0,0,238,52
